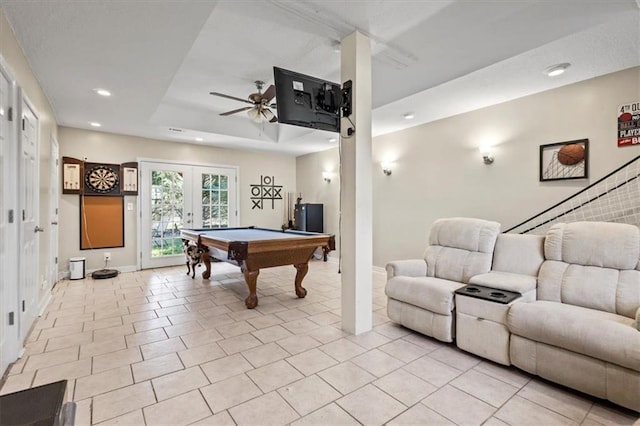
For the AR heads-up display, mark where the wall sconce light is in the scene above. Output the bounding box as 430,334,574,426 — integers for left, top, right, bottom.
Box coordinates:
381,162,393,176
322,171,332,183
479,147,494,165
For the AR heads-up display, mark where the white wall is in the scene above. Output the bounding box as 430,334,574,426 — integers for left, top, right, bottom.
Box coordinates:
295,148,340,258
297,67,640,268
0,6,58,306
58,127,297,272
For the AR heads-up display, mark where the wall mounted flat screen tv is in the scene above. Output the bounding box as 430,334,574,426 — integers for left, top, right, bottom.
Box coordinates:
273,67,341,133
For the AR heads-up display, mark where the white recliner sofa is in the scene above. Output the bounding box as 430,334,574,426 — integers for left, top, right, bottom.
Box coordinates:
385,217,501,342
507,222,640,412
385,218,640,412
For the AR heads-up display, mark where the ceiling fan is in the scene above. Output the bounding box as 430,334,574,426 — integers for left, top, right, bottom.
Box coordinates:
210,80,277,123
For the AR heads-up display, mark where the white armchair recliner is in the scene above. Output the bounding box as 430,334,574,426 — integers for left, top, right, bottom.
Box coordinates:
385,217,501,342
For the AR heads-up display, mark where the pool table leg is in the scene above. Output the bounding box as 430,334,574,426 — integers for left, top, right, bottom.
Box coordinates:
293,263,309,298
243,269,259,309
201,252,212,279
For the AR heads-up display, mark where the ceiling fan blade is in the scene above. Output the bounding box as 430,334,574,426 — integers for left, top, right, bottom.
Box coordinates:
261,85,276,103
262,108,277,123
209,92,254,105
220,106,253,116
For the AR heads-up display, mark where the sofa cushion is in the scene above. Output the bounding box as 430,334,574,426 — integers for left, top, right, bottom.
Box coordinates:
424,246,493,284
539,222,640,319
385,276,464,316
492,233,545,276
507,301,640,371
545,222,640,270
538,261,640,319
428,217,500,253
422,218,500,284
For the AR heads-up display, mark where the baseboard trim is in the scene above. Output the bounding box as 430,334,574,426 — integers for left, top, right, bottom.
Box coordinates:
38,292,52,316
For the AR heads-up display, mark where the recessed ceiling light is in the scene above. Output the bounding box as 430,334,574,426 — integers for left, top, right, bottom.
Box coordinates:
403,113,415,120
93,88,111,97
195,137,204,142
89,122,101,127
545,63,571,77
328,138,337,143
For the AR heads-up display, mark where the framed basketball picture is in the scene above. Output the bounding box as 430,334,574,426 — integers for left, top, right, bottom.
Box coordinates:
539,139,589,182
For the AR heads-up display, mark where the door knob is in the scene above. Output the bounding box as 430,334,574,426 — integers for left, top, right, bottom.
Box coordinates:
34,226,45,233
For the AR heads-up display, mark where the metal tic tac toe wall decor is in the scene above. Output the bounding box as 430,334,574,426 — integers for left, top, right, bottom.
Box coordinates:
250,175,283,209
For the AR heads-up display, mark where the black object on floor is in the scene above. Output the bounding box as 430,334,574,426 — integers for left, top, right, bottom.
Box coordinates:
0,379,75,425
92,269,118,279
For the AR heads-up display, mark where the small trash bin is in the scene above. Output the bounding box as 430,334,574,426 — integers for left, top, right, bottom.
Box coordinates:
69,257,86,280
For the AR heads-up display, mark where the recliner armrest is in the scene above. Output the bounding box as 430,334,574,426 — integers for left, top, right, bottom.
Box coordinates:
469,271,537,294
386,259,427,279
636,307,640,331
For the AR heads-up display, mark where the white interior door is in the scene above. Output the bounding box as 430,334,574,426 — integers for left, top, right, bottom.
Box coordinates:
50,137,59,286
0,60,19,375
140,161,237,270
19,95,39,341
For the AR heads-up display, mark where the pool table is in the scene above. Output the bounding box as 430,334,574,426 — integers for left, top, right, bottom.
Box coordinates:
181,227,335,309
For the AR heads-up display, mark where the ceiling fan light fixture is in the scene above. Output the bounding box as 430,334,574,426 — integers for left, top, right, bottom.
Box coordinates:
247,108,261,122
263,108,275,122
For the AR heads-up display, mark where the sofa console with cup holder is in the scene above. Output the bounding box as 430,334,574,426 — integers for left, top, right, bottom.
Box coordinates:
385,219,640,412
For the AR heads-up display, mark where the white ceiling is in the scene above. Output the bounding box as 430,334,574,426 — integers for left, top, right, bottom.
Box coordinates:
2,0,639,156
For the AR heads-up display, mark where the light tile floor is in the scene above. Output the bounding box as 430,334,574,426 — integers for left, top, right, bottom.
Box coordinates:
1,261,639,425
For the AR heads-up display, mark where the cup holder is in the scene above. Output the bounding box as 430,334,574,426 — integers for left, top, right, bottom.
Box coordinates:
457,285,521,303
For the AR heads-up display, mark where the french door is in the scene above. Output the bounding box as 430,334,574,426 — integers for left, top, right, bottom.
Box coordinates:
140,161,238,269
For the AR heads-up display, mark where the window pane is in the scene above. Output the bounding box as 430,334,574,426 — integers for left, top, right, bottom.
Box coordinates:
220,175,228,189
202,174,211,189
220,207,228,227
150,170,184,258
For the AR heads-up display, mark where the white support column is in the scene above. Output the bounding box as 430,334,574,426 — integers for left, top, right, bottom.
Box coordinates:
340,31,373,335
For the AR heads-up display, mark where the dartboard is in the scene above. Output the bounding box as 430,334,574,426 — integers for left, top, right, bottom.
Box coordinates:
85,165,119,193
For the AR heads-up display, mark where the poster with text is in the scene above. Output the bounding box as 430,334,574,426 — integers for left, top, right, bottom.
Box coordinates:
618,101,640,147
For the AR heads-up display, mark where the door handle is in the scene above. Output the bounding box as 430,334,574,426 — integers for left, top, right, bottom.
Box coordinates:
186,220,192,224
34,226,45,233
51,221,58,225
